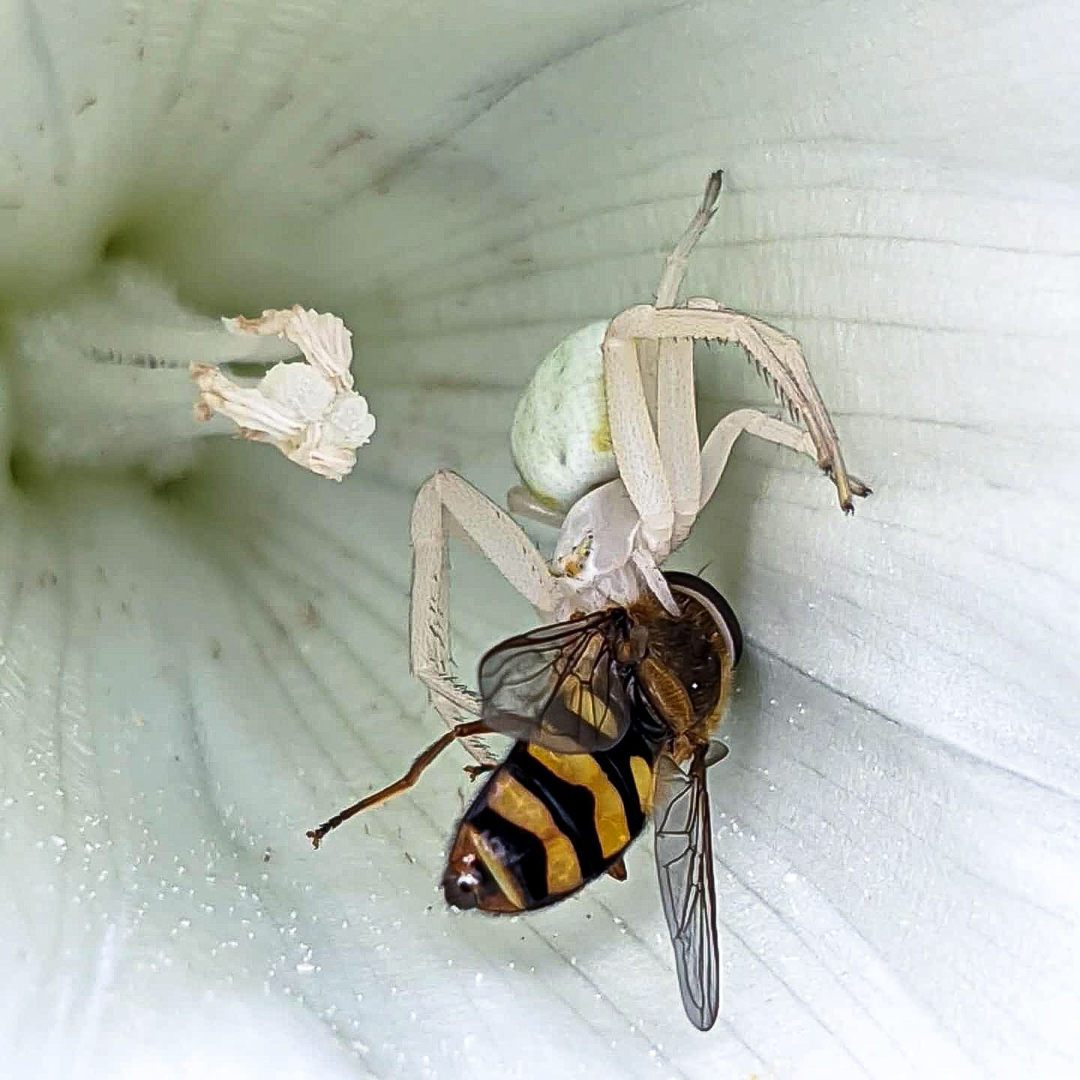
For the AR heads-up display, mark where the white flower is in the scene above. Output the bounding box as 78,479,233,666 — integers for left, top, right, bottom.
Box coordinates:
0,3,1075,1080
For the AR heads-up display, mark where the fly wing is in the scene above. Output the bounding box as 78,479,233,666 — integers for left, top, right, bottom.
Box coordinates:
478,610,631,753
653,746,721,1030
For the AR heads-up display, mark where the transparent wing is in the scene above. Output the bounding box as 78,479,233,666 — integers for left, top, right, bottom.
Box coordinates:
653,746,721,1030
477,610,631,753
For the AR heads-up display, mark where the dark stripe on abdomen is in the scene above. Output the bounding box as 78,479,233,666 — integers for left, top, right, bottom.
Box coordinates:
466,804,550,909
505,746,609,883
593,724,654,836
462,719,661,911
511,724,659,891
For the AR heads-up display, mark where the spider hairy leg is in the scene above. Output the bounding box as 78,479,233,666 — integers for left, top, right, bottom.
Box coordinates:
606,304,867,513
602,327,674,552
509,171,728,520
640,171,725,438
699,408,870,507
656,334,700,548
410,470,559,764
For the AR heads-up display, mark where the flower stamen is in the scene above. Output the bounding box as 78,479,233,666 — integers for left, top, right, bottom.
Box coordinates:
191,306,375,481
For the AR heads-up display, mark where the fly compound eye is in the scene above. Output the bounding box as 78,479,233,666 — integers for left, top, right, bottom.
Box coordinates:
559,534,593,579
662,571,743,666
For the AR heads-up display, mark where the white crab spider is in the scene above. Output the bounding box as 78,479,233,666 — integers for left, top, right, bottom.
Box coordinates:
410,171,868,762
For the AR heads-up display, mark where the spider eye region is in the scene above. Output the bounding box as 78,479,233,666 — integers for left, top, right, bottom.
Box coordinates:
557,535,593,579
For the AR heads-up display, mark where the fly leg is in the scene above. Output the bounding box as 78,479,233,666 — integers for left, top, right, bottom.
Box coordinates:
307,720,491,848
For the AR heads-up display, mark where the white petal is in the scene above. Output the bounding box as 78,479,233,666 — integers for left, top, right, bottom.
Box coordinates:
0,2,1076,1079
283,424,358,481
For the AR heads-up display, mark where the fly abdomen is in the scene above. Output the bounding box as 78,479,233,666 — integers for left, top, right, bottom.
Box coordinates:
444,723,659,913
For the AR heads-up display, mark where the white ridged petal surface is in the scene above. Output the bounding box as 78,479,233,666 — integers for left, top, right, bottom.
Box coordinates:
0,3,1076,1080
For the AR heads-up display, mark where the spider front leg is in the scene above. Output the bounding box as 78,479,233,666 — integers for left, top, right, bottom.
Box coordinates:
507,172,727,529
697,408,857,506
410,470,560,765
656,335,701,549
654,169,725,309
638,170,725,420
605,303,869,517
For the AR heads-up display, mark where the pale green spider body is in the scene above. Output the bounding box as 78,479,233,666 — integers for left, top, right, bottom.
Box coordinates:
509,320,615,516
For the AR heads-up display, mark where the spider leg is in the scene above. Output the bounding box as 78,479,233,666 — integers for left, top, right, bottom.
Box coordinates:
640,170,725,423
594,181,728,558
699,408,855,507
606,303,865,512
411,470,559,764
655,169,724,308
656,335,701,550
505,484,567,528
507,173,724,529
602,323,676,556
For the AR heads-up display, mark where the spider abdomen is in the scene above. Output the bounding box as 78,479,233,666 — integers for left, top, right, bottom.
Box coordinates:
509,320,617,512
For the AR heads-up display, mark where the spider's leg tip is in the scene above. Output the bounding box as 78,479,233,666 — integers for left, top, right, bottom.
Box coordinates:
847,474,873,498
702,169,724,211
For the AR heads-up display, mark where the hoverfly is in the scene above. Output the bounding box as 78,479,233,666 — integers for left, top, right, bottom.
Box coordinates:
308,570,741,1031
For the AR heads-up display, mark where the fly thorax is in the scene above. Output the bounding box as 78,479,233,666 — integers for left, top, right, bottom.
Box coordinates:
636,655,697,734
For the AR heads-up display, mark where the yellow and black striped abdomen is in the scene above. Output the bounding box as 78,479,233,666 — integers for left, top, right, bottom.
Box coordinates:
443,723,659,913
